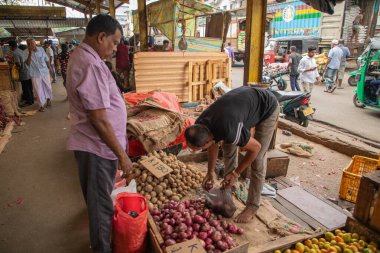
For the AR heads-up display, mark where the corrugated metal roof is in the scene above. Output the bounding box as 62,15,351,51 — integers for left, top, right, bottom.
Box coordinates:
0,19,87,29
47,0,128,15
5,28,54,37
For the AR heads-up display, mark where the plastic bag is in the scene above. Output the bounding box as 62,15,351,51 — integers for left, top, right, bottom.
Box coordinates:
111,179,137,202
204,187,237,218
113,192,148,253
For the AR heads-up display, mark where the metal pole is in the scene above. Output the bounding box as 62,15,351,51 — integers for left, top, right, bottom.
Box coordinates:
96,0,100,15
138,0,148,51
109,0,116,17
243,0,267,85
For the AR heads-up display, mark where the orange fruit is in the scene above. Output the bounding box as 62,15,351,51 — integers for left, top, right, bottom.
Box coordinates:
320,238,327,243
292,250,301,253
274,250,282,253
336,237,344,243
335,230,343,236
328,247,338,253
312,239,319,244
304,240,313,248
284,249,292,253
296,243,306,253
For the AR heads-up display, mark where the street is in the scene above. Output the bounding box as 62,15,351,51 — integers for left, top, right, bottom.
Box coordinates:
231,64,380,144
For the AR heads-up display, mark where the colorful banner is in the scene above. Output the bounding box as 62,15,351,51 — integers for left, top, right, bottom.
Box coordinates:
174,37,223,52
268,0,321,38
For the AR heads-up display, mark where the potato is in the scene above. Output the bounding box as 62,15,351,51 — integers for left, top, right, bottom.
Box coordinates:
156,200,162,206
164,189,173,197
141,173,147,182
147,175,153,183
145,194,151,201
140,190,145,195
160,182,167,189
151,197,158,204
159,195,166,202
171,195,180,202
163,179,168,184
172,188,177,193
148,202,154,211
145,184,153,192
150,191,157,198
137,185,142,192
173,169,180,175
134,169,142,176
154,185,163,194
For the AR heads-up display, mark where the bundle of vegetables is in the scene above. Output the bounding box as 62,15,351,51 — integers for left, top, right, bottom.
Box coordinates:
131,151,203,210
151,199,244,253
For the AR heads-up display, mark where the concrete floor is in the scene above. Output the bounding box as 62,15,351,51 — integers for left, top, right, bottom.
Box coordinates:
230,65,380,143
0,80,91,253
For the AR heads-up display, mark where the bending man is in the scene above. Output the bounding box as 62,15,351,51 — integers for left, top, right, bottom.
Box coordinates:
185,86,279,223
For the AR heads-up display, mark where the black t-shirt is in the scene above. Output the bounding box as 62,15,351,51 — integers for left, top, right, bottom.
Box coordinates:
196,86,278,147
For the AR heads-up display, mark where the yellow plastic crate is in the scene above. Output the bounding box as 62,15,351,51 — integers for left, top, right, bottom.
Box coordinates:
339,155,379,203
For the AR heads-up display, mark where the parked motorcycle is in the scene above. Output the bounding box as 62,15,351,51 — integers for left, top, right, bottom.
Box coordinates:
262,71,288,91
269,89,315,127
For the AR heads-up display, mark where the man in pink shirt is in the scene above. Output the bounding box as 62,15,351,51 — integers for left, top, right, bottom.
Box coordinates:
66,14,132,253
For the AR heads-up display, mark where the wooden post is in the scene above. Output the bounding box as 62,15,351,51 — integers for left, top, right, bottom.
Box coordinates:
96,0,100,15
138,0,148,51
84,12,88,24
243,0,267,85
109,0,115,17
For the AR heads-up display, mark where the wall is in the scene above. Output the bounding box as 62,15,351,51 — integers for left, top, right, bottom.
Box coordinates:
267,0,321,38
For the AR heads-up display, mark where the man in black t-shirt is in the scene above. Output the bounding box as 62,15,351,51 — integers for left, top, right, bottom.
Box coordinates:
185,86,279,223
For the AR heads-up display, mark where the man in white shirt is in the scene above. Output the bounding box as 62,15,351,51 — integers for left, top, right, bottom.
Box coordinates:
324,40,343,93
44,41,56,83
298,46,320,93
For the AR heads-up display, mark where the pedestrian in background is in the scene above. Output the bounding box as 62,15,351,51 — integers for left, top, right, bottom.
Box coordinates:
224,42,235,65
8,40,23,104
19,44,34,106
49,40,59,76
298,46,320,93
44,41,56,83
288,46,302,91
66,14,132,253
323,40,343,93
337,39,351,89
26,38,53,112
115,37,130,88
58,43,71,93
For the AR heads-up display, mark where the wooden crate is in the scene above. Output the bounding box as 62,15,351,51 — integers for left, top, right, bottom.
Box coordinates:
353,170,380,232
266,149,290,178
134,52,230,102
147,213,249,253
0,62,12,91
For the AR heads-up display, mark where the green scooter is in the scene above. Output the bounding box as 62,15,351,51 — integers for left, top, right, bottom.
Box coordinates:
353,41,380,111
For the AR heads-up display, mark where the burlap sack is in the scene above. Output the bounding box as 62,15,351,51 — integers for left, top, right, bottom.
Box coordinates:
0,90,18,116
127,108,185,152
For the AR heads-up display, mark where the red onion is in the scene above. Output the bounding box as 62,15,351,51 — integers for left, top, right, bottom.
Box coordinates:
151,208,160,215
184,200,190,208
198,232,208,240
206,244,215,251
179,231,188,240
177,223,187,232
169,218,175,226
216,226,224,232
216,241,228,251
153,215,160,222
205,238,213,246
228,224,238,234
201,223,211,232
165,239,176,246
237,228,244,235
209,219,220,227
193,215,204,224
202,209,211,219
171,233,178,239
173,212,182,220
164,225,173,235
211,231,222,242
184,217,192,226
176,203,186,212
192,224,200,232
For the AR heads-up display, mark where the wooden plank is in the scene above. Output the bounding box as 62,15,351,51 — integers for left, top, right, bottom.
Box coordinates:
369,191,380,231
353,176,375,223
188,61,193,102
275,195,326,230
200,64,205,98
278,186,347,229
267,198,313,231
225,241,249,253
